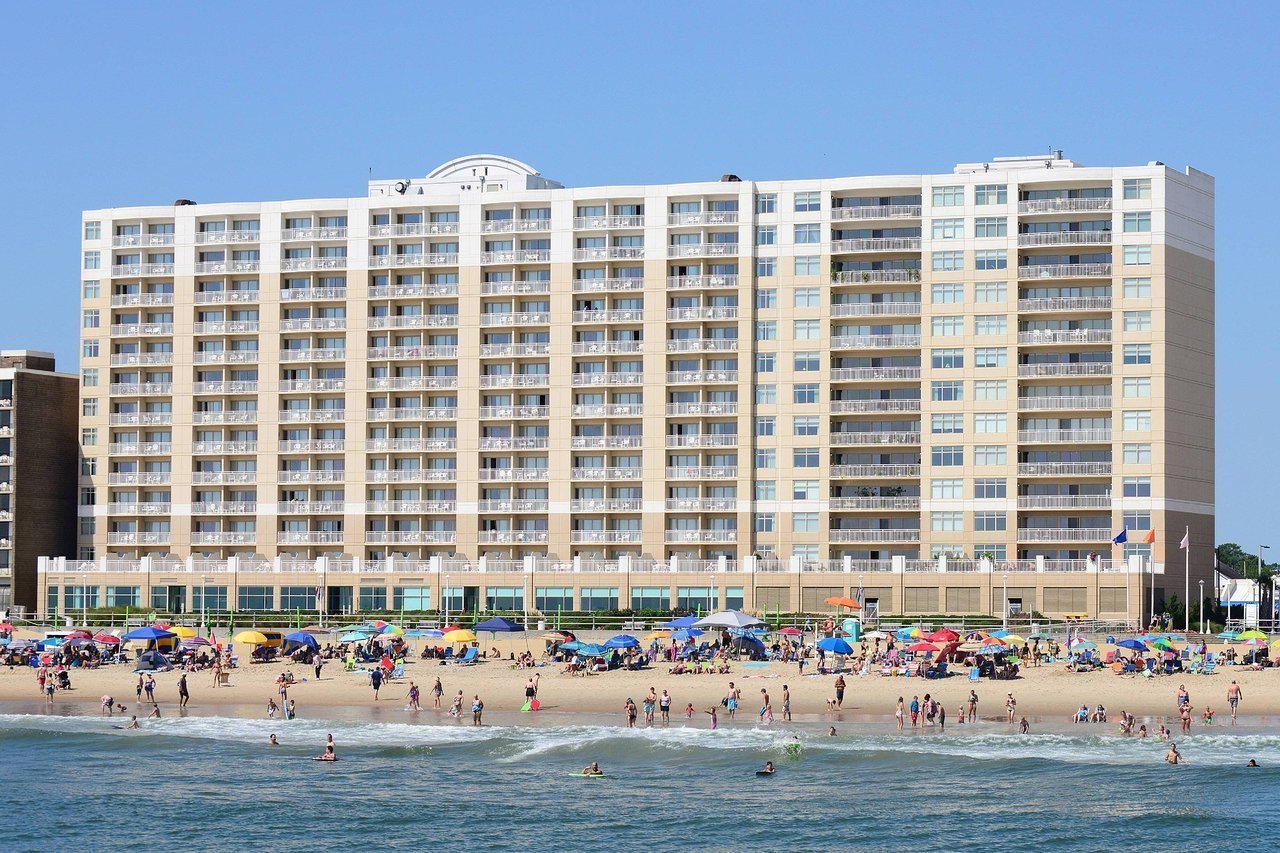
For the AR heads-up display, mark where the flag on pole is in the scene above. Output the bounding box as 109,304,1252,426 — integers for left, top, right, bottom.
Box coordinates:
1112,527,1129,545
1180,528,1189,550
855,577,864,606
1142,529,1156,545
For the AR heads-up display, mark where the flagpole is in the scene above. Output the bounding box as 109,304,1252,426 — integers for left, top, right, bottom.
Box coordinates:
1184,526,1190,634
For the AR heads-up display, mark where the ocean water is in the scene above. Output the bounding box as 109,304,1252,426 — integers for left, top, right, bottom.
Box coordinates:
3,707,1278,852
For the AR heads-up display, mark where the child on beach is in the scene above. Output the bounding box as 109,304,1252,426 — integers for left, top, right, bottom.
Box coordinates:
1202,706,1214,724
450,690,464,717
432,677,443,709
407,681,420,711
267,698,279,718
705,707,718,729
685,703,695,719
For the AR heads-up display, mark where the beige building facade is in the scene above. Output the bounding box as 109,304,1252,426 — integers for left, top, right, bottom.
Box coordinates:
47,153,1214,622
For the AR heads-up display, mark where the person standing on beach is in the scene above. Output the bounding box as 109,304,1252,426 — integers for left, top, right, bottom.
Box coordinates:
144,675,156,704
644,689,657,727
759,688,772,723
1019,716,1030,734
782,685,792,722
834,674,846,709
102,694,114,716
967,690,978,723
211,658,222,687
472,695,484,726
135,674,143,705
909,695,920,728
450,690,464,717
725,682,740,718
370,667,383,700
659,690,672,723
1005,692,1017,724
432,677,443,709
895,697,905,731
1176,684,1190,711
937,702,946,732
408,681,420,711
1227,680,1243,722
705,706,718,729
177,673,189,710
623,697,638,728
288,699,297,720
1180,704,1192,734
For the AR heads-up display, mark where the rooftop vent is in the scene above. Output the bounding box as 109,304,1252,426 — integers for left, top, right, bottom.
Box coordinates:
174,199,197,206
720,174,742,182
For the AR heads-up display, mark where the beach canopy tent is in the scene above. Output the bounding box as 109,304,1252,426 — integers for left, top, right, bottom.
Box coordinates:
816,637,854,655
474,617,524,634
283,632,320,651
694,610,765,630
663,615,702,629
134,650,174,673
123,627,176,642
603,634,640,650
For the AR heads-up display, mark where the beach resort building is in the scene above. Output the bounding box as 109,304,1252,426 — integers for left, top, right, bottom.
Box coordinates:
44,153,1214,622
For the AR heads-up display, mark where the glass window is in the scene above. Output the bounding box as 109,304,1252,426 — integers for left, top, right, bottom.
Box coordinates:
1123,377,1152,398
931,218,964,239
975,347,1006,368
237,586,274,611
975,185,1007,205
794,320,819,340
974,511,1006,532
794,224,821,243
932,511,963,532
755,225,776,245
580,587,619,611
1124,511,1152,531
932,186,964,206
754,321,777,341
1123,178,1152,200
83,250,101,270
794,416,819,436
1123,310,1152,332
793,512,819,532
974,478,1006,499
793,479,819,499
755,289,777,309
756,193,777,214
1122,277,1151,298
82,368,99,387
975,249,1007,270
974,379,1006,401
931,316,963,336
931,380,963,401
975,281,1007,302
975,314,1006,335
932,283,964,303
931,348,963,369
1123,410,1152,431
1123,212,1152,233
931,446,963,466
754,480,776,500
1124,245,1151,265
793,384,819,404
931,479,962,499
794,288,820,308
974,413,1007,433
754,512,776,533
1123,476,1151,497
794,191,821,212
81,338,98,358
82,309,99,329
794,256,820,276
932,251,964,271
974,445,1007,465
535,587,573,612
755,448,776,468
84,221,101,240
1124,343,1152,365
82,280,100,299
1123,443,1152,464
82,398,98,416
975,217,1007,237
754,352,775,373
755,257,776,277
754,416,776,437
931,414,963,434
755,385,776,405
360,586,388,611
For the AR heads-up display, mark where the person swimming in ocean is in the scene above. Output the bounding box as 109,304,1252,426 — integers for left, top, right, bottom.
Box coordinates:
268,734,279,746
1165,742,1185,765
758,761,776,775
581,762,603,776
126,715,140,729
316,744,337,761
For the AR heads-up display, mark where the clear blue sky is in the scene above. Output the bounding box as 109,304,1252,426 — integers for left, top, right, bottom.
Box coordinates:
0,4,1272,547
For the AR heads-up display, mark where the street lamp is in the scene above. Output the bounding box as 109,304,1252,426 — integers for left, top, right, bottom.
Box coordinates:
1198,579,1205,635
1002,573,1008,632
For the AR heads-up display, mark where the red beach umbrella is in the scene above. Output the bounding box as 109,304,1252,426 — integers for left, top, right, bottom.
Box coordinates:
907,642,940,653
926,629,959,643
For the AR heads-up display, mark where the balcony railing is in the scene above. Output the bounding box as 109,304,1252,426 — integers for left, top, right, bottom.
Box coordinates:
277,471,347,483
665,338,738,353
193,321,259,334
110,323,173,337
571,341,642,355
666,211,740,226
194,261,261,274
830,238,921,253
478,531,549,544
574,403,646,417
368,376,459,391
191,532,256,546
664,402,737,416
830,431,921,446
665,435,737,448
193,411,258,424
666,243,740,258
664,498,737,512
108,472,172,485
571,436,643,450
572,309,645,324
830,464,920,478
110,293,174,307
830,399,920,413
366,469,457,483
664,530,738,543
108,383,172,396
108,412,173,426
368,438,457,452
190,501,258,514
368,253,459,268
195,229,260,244
666,274,739,290
666,370,739,384
366,407,457,421
1017,362,1111,378
479,312,551,326
281,258,347,272
1017,296,1113,313
831,334,921,349
193,351,259,365
278,409,346,423
1017,527,1111,542
572,531,645,544
1017,462,1112,477
570,372,644,387
1017,395,1113,411
829,367,921,381
192,381,258,394
109,352,173,366
574,215,646,229
665,466,738,480
485,342,551,356
192,440,257,454
829,497,921,510
279,349,347,363
480,374,552,388
1017,231,1113,247
367,315,458,329
832,269,921,284
831,302,922,317
1017,329,1111,345
571,467,643,481
111,263,173,277
829,529,920,542
280,318,347,332
1017,263,1113,280
281,226,348,240
280,286,347,301
279,379,345,392
1018,198,1112,214
191,471,256,484
193,290,259,305
106,532,171,545
106,502,172,515
573,247,645,261
368,222,459,238
108,442,171,456
365,531,457,545
570,498,643,512
277,440,345,453
477,499,549,513
278,531,345,545
478,406,550,419
369,283,459,298
831,204,922,220
1017,429,1112,443
480,280,551,296
665,306,739,321
1017,495,1113,509
112,233,176,247
572,277,645,293
481,249,552,264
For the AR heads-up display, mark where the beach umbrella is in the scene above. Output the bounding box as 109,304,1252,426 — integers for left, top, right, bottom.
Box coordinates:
823,596,861,610
1072,640,1098,651
980,636,1007,645
181,637,213,647
693,610,765,630
406,629,443,638
1115,639,1146,651
1151,638,1177,652
474,617,524,634
663,615,702,629
7,639,34,649
817,637,854,655
604,634,640,650
168,626,197,639
907,642,939,653
122,626,176,641
232,630,270,645
895,627,922,640
977,644,1008,655
0,622,13,632
863,630,888,641
1239,638,1267,647
643,630,672,641
988,629,1009,639
284,631,320,649
926,629,959,643
379,624,405,636
542,631,575,642
443,629,477,644
777,627,804,637
1236,629,1267,641
438,625,462,634
339,631,371,643
300,625,332,635
963,630,988,640
64,631,93,640
65,637,95,646
1216,630,1239,640
1002,634,1027,645
576,643,606,658
559,640,584,652
671,629,703,643
958,642,986,652
1163,634,1188,643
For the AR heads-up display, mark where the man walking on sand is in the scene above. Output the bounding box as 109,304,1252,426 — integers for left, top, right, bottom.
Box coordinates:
1227,680,1243,722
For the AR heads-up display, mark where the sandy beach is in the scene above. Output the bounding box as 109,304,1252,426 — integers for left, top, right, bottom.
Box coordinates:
4,631,1278,725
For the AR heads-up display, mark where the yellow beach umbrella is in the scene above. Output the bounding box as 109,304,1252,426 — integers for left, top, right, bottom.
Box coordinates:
1002,634,1027,645
169,626,197,639
233,630,269,645
644,630,673,641
1236,629,1267,641
443,629,476,644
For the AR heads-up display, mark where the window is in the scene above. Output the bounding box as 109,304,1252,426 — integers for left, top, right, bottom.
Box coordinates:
974,413,1007,433
754,513,776,533
931,478,962,499
975,281,1007,302
974,511,1006,532
931,218,964,239
1123,443,1152,464
974,445,1007,465
755,416,776,436
756,193,777,214
238,586,274,611
630,587,666,611
792,479,819,499
83,250,101,270
974,478,1006,499
975,249,1007,270
932,283,964,303
755,385,776,405
931,445,963,466
754,352,775,373
794,287,820,308
79,518,95,536
755,225,777,245
1123,212,1152,233
79,486,96,505
1123,277,1152,298
1123,178,1152,200
931,348,963,369
755,288,777,309
1123,476,1152,497
754,480,776,500
975,184,1007,205
932,186,964,206
794,416,819,436
755,321,777,341
794,320,819,340
931,414,963,434
360,586,388,611
82,398,98,417
793,384,819,404
580,588,619,611
1123,310,1152,332
755,257,776,277
81,427,97,446
81,368,99,387
931,316,963,337
1124,343,1152,365
82,309,100,329
932,251,963,271
932,511,963,532
82,280,100,299
1123,377,1152,398
975,315,1006,335
974,379,1006,400
485,586,524,612
794,256,820,276
794,191,820,212
975,347,1007,368
794,351,820,372
81,339,99,358
932,380,963,402
1123,511,1152,531
793,512,819,532
84,221,101,240
755,448,776,468
1124,245,1151,265
81,457,97,476
794,223,820,244
1123,410,1152,431
975,216,1007,238
280,586,315,610
974,544,1007,562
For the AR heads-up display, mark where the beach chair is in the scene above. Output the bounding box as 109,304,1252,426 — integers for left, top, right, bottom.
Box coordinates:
455,647,479,666
1203,655,1216,675
344,654,356,671
390,663,405,679
967,667,980,682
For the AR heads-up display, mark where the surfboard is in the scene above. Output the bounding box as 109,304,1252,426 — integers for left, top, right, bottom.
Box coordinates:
521,701,532,712
530,698,540,711
569,773,605,778
756,770,776,777
311,756,339,762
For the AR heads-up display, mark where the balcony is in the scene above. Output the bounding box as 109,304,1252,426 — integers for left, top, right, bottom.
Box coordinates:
666,370,739,384
665,466,737,480
277,501,345,514
193,411,258,425
664,530,738,543
367,315,459,329
478,406,550,419
1018,198,1112,214
1017,263,1113,280
573,215,645,229
572,277,646,293
109,352,173,366
570,341,642,355
278,440,345,453
665,435,737,449
369,283,459,299
666,274,739,290
368,377,458,391
1018,462,1112,477
191,501,257,514
829,529,920,543
1017,528,1111,542
280,318,347,332
191,471,256,485
1017,329,1111,345
478,499,549,513
479,312,551,327
368,222,459,238
829,367,921,382
368,253,459,268
193,441,258,454
832,269,921,284
829,496,921,510
193,321,259,334
280,349,347,363
571,498,643,512
108,412,173,426
667,211,739,226
573,247,645,261
481,249,552,264
111,263,173,277
1017,495,1113,509
368,437,457,451
571,436,643,449
572,309,644,324
195,229,260,245
194,261,260,274
281,226,349,240
108,442,171,456
106,502,172,515
480,280,551,296
486,343,552,356
477,468,550,482
191,532,256,546
279,379,345,392
830,431,921,446
831,205,922,220
830,464,920,478
831,302,922,317
279,409,346,424
570,373,644,387
112,233,176,247
830,399,920,414
1017,231,1113,248
484,218,553,233
366,500,458,514
194,290,260,305
1017,395,1113,411
665,338,738,353
193,381,258,394
366,469,457,483
193,351,259,365
366,407,457,422
573,403,645,417
831,334,921,349
281,258,347,272
665,306,738,321
666,243,740,259
1017,296,1113,313
110,293,175,308
110,323,173,337
1017,363,1111,378
281,286,347,301
571,467,643,481
477,530,549,544
108,472,172,485
572,531,645,544
664,402,737,416
278,531,345,545
365,531,457,545
106,532,170,546
277,470,346,483
830,238,921,253
663,498,737,512
1017,429,1112,443
480,374,551,389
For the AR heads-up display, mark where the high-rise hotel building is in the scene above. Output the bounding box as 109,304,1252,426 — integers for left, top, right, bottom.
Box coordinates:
53,152,1213,620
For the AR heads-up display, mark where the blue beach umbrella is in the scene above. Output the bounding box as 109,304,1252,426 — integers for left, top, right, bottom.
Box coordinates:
559,640,585,652
604,634,640,650
988,629,1010,639
671,628,704,642
122,626,176,641
1115,639,1147,651
977,644,1008,655
474,617,524,634
663,615,701,629
339,631,371,643
816,637,854,655
576,643,607,658
405,629,443,638
1072,640,1098,651
284,631,320,650
1216,630,1239,640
